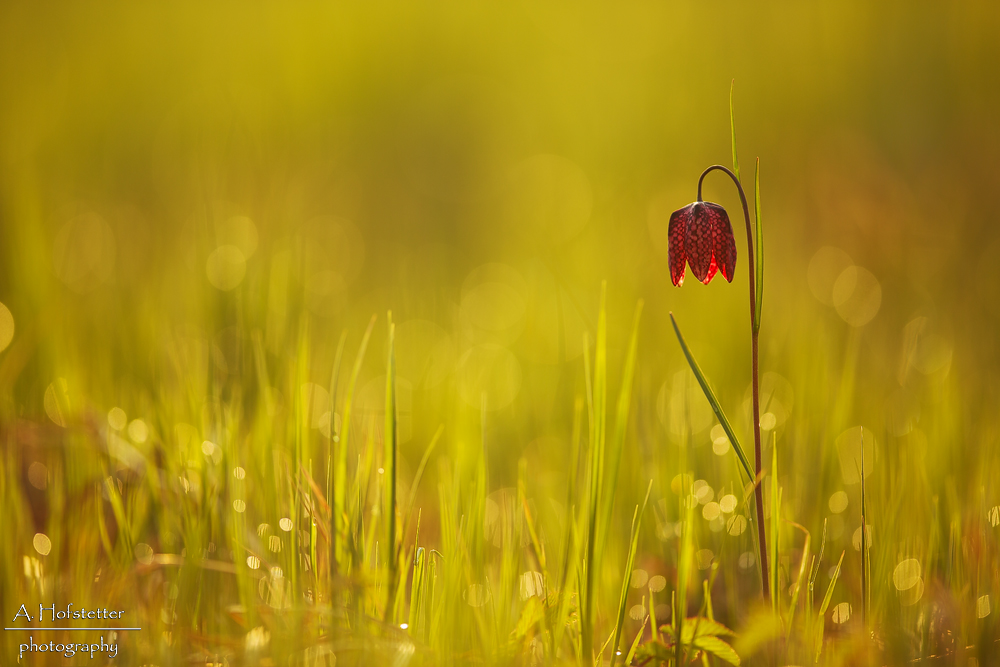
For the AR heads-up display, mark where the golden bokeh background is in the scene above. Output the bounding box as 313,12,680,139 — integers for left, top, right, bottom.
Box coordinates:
1,2,999,663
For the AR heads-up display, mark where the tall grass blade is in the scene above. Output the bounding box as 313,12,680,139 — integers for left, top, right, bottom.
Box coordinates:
730,79,741,183
384,312,399,622
582,284,607,665
402,424,444,540
815,550,846,662
326,329,347,554
669,313,753,482
610,479,652,667
553,397,585,658
860,429,870,631
769,432,779,614
334,314,377,573
786,521,811,635
598,299,643,570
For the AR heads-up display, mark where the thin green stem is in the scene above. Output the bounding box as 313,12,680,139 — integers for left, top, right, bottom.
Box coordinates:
697,164,769,603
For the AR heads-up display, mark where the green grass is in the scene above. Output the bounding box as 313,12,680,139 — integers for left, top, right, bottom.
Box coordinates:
1,4,999,665
2,275,998,665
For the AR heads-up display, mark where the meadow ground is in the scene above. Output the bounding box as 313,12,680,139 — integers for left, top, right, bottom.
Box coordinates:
1,3,999,665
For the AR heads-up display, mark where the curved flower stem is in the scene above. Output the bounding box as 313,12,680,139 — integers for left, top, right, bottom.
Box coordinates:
698,164,769,603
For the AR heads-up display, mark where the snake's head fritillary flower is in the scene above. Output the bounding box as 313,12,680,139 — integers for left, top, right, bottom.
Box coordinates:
667,201,738,286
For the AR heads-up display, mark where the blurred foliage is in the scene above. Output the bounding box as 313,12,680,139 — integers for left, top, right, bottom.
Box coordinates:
1,1,999,665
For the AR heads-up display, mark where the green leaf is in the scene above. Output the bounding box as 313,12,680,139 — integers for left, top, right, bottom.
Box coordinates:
753,157,764,333
669,313,753,482
694,635,741,666
680,617,736,642
635,639,674,665
730,80,740,183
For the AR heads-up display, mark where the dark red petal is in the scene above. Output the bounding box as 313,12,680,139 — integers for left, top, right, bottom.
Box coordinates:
667,205,693,286
708,203,738,282
685,203,715,283
701,256,719,284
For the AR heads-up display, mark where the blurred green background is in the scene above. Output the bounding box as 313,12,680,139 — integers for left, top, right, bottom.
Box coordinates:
1,1,999,663
3,1,999,486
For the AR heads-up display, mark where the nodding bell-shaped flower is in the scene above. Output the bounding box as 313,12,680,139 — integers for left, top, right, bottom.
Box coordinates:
668,201,738,286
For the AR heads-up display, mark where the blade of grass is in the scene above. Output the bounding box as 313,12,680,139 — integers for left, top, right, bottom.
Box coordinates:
610,479,653,667
785,521,811,636
730,79,741,183
598,300,643,571
553,396,584,658
815,550,846,663
582,284,607,666
326,329,347,573
624,604,649,667
334,314,376,573
402,424,444,541
860,427,870,632
769,432,779,615
669,313,753,482
384,312,399,622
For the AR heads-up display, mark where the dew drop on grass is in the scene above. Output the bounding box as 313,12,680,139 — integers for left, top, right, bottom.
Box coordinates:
978,595,991,618
828,491,849,514
246,556,260,570
648,575,666,593
852,525,873,551
0,301,14,352
719,494,737,514
27,462,48,490
278,518,293,532
128,419,149,443
519,571,544,600
135,543,154,565
43,379,70,427
831,602,851,624
710,424,730,455
108,407,127,430
630,568,648,588
233,466,246,479
206,245,247,291
233,499,246,513
33,533,52,556
833,266,881,327
693,481,714,504
893,559,921,591
465,583,490,607
727,515,747,536
702,502,721,521
628,604,646,621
